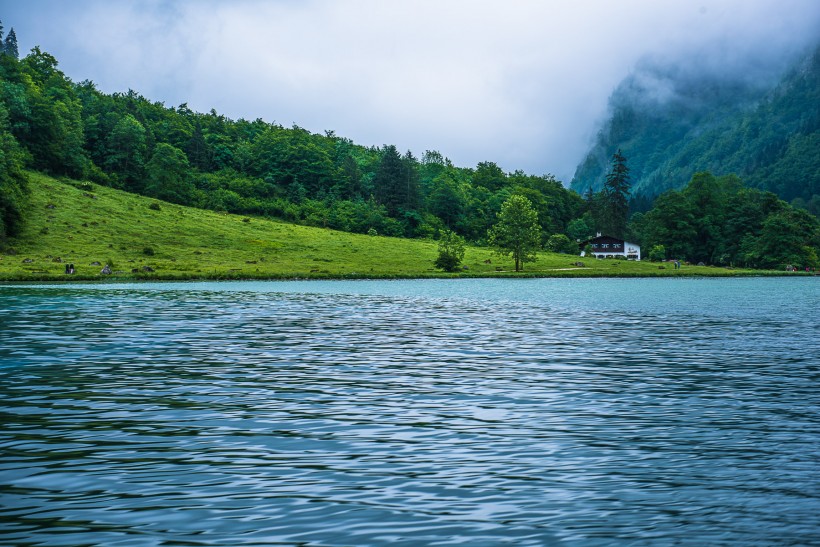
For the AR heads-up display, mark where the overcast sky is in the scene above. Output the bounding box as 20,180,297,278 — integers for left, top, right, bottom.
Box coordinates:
2,0,819,181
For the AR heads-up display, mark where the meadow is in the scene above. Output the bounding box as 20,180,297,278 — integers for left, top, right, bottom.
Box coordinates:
0,173,778,281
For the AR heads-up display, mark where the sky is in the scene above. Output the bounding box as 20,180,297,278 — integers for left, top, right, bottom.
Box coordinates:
2,0,819,182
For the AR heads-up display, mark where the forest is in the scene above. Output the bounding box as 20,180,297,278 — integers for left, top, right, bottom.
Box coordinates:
572,44,820,216
1,21,818,271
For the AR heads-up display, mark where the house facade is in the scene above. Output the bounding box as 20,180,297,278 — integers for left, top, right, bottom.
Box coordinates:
580,233,641,260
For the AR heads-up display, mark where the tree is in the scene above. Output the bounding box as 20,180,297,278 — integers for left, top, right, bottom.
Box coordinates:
185,120,211,171
427,175,462,228
546,233,579,254
599,149,631,238
106,114,147,189
751,208,819,269
648,244,666,262
566,216,592,242
434,230,466,272
472,161,506,191
0,102,28,241
488,195,541,271
641,190,697,260
3,28,18,59
144,143,193,204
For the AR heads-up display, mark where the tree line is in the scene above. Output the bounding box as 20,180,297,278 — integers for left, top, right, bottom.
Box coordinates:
1,30,817,271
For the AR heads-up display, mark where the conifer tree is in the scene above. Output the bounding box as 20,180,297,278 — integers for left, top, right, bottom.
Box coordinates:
4,28,19,59
601,149,631,238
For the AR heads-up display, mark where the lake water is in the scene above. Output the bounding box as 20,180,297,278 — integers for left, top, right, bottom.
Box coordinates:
1,278,818,545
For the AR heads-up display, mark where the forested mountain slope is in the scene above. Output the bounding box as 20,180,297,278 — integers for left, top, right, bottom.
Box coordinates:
571,44,820,213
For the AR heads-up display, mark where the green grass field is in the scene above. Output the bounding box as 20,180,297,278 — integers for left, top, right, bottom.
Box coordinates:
0,172,785,281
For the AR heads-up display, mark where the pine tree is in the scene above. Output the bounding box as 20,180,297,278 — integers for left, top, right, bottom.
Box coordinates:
4,28,19,59
601,149,631,238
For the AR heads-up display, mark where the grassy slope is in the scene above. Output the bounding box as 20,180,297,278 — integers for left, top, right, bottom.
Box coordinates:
0,172,775,281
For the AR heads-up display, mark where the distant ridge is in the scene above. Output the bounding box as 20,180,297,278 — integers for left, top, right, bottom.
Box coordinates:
571,44,820,213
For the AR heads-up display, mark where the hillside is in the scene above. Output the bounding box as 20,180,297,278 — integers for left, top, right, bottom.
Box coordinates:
571,45,820,213
0,173,758,280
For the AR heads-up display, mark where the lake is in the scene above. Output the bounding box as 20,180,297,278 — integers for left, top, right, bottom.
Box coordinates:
1,278,818,545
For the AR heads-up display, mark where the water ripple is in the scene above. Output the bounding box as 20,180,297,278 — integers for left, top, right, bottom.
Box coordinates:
1,278,818,545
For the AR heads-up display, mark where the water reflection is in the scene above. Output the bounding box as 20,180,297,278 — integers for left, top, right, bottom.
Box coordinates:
1,279,818,545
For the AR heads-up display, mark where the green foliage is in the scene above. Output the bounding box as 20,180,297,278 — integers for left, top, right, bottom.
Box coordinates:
571,46,820,209
143,247,155,256
488,195,541,271
3,28,18,59
144,143,193,204
0,102,27,240
3,172,767,281
373,145,419,218
545,233,578,254
648,244,666,262
434,230,466,272
105,114,147,189
566,216,592,241
749,208,819,269
635,171,820,268
589,150,631,238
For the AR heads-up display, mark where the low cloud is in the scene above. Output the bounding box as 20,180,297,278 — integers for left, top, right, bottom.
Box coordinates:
3,0,819,181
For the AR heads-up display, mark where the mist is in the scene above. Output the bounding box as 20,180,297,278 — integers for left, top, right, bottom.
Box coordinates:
2,0,819,182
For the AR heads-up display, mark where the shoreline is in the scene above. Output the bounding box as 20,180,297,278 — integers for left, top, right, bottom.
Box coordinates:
1,269,813,284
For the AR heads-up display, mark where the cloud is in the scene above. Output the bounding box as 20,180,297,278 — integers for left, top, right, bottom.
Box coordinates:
2,0,819,181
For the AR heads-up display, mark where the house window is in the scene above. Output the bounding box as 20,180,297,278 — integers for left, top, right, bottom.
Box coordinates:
613,243,621,249
602,244,609,249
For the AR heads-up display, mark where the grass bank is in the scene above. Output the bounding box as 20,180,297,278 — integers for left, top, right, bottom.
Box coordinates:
0,172,792,282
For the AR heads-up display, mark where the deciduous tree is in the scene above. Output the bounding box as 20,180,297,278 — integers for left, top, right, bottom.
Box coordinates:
488,195,541,271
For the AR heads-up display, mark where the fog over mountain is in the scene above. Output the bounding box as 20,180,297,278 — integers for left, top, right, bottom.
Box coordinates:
2,0,819,182
571,40,820,212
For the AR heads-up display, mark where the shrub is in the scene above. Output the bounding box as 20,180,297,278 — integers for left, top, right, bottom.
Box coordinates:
434,230,466,272
649,244,666,262
367,227,378,236
143,247,155,256
149,202,161,211
546,233,579,254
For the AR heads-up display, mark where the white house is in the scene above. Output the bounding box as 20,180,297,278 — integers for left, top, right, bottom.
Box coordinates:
580,233,641,260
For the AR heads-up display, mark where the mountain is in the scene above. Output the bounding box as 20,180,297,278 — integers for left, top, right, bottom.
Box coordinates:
571,44,820,213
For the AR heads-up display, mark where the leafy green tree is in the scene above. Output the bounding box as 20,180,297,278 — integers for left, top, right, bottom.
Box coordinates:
718,188,783,266
427,175,463,228
648,244,666,262
0,102,27,241
434,230,466,272
13,47,86,177
488,195,541,271
106,114,147,189
566,217,592,241
641,190,697,260
751,208,819,269
546,233,578,254
144,143,193,204
472,161,506,191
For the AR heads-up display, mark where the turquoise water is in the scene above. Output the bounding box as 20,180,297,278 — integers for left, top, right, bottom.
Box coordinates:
1,278,818,545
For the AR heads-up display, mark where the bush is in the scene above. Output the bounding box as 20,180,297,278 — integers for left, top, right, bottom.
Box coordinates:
149,202,161,211
143,247,155,256
546,233,580,254
434,230,466,272
367,227,378,236
649,244,666,262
